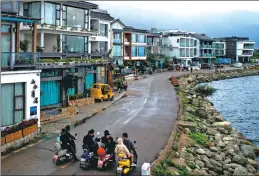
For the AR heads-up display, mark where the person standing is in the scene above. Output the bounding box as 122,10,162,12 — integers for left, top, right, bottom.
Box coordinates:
190,67,193,73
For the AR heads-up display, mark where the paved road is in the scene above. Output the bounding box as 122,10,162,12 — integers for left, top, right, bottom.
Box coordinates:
2,70,217,175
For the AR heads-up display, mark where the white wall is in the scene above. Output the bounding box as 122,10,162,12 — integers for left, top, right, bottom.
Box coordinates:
44,33,58,52
1,70,42,127
111,22,124,30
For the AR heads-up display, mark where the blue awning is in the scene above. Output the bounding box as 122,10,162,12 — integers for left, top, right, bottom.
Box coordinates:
1,15,41,23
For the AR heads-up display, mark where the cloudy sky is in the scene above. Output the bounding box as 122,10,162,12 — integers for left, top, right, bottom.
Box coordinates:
92,1,259,47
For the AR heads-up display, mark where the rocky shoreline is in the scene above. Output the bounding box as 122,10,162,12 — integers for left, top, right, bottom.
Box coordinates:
152,69,259,176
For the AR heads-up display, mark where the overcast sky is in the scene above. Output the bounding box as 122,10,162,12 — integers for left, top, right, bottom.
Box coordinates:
92,1,259,47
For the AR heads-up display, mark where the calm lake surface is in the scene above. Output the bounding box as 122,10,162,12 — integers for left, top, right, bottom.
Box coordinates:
201,75,259,147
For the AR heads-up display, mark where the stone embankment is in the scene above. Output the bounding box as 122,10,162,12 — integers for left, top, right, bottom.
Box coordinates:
152,68,259,176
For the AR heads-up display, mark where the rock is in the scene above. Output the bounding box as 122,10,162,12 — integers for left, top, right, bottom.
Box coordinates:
212,121,232,129
217,140,226,148
223,163,240,170
222,158,231,164
205,149,212,158
191,169,208,176
224,145,235,156
232,155,248,166
212,153,223,161
196,109,208,119
215,115,224,122
195,160,205,168
246,164,256,173
222,137,235,142
210,158,222,167
232,144,240,152
208,170,218,176
197,148,206,155
240,144,256,160
254,146,259,155
223,170,231,176
233,165,248,176
247,158,258,168
215,133,222,141
210,146,219,152
207,128,218,135
184,128,191,134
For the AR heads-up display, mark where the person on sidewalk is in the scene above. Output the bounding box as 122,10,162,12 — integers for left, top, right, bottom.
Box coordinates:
60,128,79,161
122,133,137,166
190,67,193,73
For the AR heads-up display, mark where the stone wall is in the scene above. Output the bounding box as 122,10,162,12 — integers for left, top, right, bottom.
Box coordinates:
40,106,78,122
151,68,259,176
68,97,95,106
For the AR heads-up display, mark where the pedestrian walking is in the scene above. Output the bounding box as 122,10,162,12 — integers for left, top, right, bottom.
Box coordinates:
190,67,193,73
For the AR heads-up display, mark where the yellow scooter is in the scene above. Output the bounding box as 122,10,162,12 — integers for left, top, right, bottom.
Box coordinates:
116,141,138,176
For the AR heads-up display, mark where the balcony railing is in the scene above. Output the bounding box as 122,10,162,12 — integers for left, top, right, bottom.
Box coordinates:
243,45,254,49
1,52,40,70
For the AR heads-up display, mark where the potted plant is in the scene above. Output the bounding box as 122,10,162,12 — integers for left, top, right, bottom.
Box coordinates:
22,119,38,137
3,125,23,143
20,40,29,52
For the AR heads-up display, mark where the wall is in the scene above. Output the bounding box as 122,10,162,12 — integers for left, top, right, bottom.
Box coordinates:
44,33,58,52
1,70,42,127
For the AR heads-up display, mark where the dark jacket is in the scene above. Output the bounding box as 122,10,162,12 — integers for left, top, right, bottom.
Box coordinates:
66,132,76,141
101,135,113,146
60,133,70,149
83,134,97,149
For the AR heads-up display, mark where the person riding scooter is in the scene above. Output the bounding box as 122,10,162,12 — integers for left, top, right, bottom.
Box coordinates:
83,129,100,156
122,133,137,166
101,130,116,160
114,138,133,164
65,125,76,152
60,128,79,161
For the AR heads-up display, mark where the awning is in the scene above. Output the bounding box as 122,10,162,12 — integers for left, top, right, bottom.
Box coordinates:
1,14,41,23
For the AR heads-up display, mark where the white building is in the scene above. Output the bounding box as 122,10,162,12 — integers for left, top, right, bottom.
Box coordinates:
1,1,41,127
90,9,114,57
19,1,98,56
161,30,200,62
236,41,255,62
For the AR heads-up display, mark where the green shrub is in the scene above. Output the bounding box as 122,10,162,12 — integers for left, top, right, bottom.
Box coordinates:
166,158,174,167
195,85,216,98
189,132,208,146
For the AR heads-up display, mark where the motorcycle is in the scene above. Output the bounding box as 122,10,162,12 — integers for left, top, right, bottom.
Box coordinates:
116,141,138,176
53,133,77,165
97,144,115,170
80,145,96,169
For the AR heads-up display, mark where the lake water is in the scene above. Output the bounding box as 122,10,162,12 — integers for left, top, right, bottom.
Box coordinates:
201,75,259,147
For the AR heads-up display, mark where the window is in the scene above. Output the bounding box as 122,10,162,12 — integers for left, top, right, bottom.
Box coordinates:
84,10,89,29
100,24,108,37
45,2,60,25
137,34,146,43
1,1,19,13
132,34,137,43
62,35,87,53
99,42,108,53
177,39,179,43
23,2,41,18
113,33,121,43
65,6,84,28
113,45,122,57
138,46,146,57
132,46,137,57
1,83,25,126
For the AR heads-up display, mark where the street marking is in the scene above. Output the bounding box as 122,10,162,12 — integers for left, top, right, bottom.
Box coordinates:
144,98,148,104
61,161,72,168
124,111,140,124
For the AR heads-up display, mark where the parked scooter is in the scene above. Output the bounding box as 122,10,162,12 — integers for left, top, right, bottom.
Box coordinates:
53,133,77,165
116,141,138,176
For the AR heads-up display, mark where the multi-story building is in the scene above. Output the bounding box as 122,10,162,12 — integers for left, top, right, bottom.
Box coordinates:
214,37,255,63
160,30,199,63
213,39,226,58
90,9,114,57
123,26,148,66
192,33,216,64
18,1,113,109
110,19,125,66
1,1,41,127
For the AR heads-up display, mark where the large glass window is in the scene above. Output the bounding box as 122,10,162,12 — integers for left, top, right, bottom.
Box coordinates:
132,34,137,43
100,24,108,37
23,2,41,18
99,42,108,53
66,6,84,28
113,33,121,43
132,46,137,57
44,2,60,25
1,83,25,126
1,25,11,67
138,46,146,57
1,1,19,13
113,45,122,57
62,35,88,53
137,34,146,43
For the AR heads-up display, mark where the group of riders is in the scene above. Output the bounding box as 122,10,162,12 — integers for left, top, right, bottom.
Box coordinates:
59,125,137,166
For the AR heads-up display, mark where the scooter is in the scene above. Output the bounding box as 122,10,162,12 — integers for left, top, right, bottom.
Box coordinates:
53,133,77,165
97,146,115,169
80,145,96,169
116,141,138,176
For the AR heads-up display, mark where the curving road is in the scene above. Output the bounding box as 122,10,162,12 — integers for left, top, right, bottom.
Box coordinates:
2,71,197,175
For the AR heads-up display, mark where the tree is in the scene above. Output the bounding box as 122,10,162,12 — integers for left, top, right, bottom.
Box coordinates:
195,85,216,109
164,56,170,68
147,53,156,66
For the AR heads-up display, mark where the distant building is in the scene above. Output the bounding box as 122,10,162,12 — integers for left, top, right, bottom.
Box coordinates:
214,37,255,63
123,26,148,66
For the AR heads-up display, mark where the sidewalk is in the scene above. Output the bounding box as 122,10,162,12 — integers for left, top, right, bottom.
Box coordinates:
40,91,126,135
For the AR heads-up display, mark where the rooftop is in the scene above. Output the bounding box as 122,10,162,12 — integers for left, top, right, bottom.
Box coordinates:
91,9,114,21
192,33,214,41
124,26,149,33
58,1,98,9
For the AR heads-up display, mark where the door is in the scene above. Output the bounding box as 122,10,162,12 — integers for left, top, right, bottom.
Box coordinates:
85,73,94,89
40,81,61,107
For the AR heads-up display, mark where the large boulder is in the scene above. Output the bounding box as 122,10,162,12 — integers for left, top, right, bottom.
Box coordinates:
191,169,208,176
233,165,248,176
232,155,248,166
212,121,232,129
247,158,258,168
240,144,256,160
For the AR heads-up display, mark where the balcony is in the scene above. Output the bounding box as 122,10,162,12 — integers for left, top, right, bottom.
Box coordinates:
1,52,40,71
243,45,254,49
